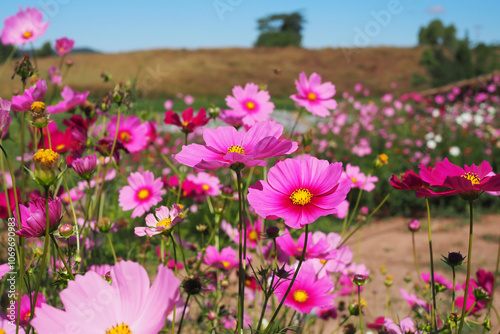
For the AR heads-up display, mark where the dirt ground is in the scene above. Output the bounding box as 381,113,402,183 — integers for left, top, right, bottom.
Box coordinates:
318,214,500,333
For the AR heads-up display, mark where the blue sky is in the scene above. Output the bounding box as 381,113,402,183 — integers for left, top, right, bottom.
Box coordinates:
3,0,500,53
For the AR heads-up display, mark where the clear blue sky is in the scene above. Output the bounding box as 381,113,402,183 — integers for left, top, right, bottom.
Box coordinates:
2,0,499,53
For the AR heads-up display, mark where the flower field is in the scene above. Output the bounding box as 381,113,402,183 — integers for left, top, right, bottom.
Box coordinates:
1,6,500,334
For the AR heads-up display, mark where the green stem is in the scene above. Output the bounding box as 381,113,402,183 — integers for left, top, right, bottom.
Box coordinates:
61,174,81,263
170,234,178,334
452,267,456,315
106,234,118,263
288,108,304,138
358,284,364,334
49,234,75,280
425,198,438,333
177,294,190,334
412,232,423,283
484,227,500,328
458,201,474,334
236,169,245,334
0,45,17,77
264,224,309,333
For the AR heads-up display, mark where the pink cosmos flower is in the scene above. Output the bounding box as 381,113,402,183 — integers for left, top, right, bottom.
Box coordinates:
274,262,335,313
72,153,97,180
174,120,297,170
164,99,173,110
0,187,19,219
32,261,180,334
248,156,351,229
221,218,263,249
10,79,47,112
218,108,245,128
342,163,378,192
352,137,372,157
400,289,427,309
202,245,239,270
164,107,210,133
0,263,11,280
276,229,330,260
107,115,150,153
88,264,113,276
421,272,456,290
134,204,182,237
46,86,89,114
184,95,194,105
186,172,221,197
455,269,493,314
416,158,500,199
225,83,275,126
309,232,353,276
14,197,62,238
14,292,47,326
55,37,74,56
119,171,165,218
290,72,337,117
0,316,25,334
48,66,62,86
1,7,49,46
384,317,421,334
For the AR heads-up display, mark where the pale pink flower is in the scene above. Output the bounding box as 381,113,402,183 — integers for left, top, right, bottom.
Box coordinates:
225,83,275,126
290,72,337,117
55,37,74,56
134,204,182,237
107,115,150,153
1,7,49,46
119,171,165,218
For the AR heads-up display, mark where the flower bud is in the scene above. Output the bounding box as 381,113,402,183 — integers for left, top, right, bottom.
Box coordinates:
32,149,60,186
183,275,202,295
408,219,421,232
265,226,280,239
352,274,368,286
207,311,216,321
58,223,73,237
374,153,389,168
441,251,466,268
208,105,220,118
221,279,229,288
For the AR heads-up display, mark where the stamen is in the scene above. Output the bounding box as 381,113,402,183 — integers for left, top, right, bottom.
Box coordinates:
293,290,309,303
290,188,313,206
137,189,150,200
307,92,317,101
461,172,480,185
227,145,245,155
105,322,132,334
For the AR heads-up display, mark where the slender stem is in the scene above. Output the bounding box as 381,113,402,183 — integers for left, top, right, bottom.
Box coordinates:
170,234,178,334
458,201,474,334
256,240,278,331
106,234,118,263
328,315,351,334
177,294,190,334
484,227,500,326
20,111,26,202
412,232,423,283
425,198,438,333
288,108,304,138
62,174,81,263
236,169,245,334
265,225,309,333
49,234,75,280
452,267,456,314
0,45,17,77
358,284,364,334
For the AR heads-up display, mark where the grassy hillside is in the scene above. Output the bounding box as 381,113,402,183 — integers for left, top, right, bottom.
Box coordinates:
1,47,427,100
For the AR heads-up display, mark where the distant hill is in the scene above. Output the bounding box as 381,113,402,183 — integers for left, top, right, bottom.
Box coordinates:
0,47,427,99
70,47,100,54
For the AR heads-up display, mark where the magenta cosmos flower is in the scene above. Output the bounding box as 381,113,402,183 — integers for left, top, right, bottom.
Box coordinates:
14,292,46,326
10,79,47,112
416,158,500,200
164,107,210,133
202,245,239,270
342,163,378,192
72,153,97,180
225,83,275,126
1,7,49,46
0,98,12,133
47,86,89,114
119,171,165,218
248,156,352,229
290,72,337,117
31,261,180,334
174,120,297,170
14,197,62,238
107,115,149,153
134,204,182,237
54,37,74,56
221,217,263,249
1,317,25,334
274,262,335,313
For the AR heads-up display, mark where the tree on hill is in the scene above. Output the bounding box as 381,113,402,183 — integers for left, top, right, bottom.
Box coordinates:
413,19,500,88
254,12,305,47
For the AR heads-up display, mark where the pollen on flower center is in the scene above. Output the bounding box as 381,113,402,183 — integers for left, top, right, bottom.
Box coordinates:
156,217,172,229
202,184,210,191
249,230,258,241
33,149,59,168
137,189,150,200
290,188,313,206
23,31,33,39
31,101,46,112
0,329,5,334
293,290,309,303
56,144,65,151
222,261,231,268
119,131,132,143
350,177,357,183
105,322,132,334
246,101,256,110
307,92,317,101
320,259,327,264
227,145,245,155
461,172,480,185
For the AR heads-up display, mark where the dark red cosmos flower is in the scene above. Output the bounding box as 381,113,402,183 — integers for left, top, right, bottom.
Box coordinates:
0,187,20,219
455,269,494,314
415,158,500,200
389,169,429,190
164,107,210,133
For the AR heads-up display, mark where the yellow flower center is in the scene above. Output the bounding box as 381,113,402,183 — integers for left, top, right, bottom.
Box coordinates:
182,121,189,127
378,153,389,164
56,144,65,151
156,217,172,229
31,101,46,112
222,261,231,268
23,31,33,39
137,189,150,200
59,46,65,52
350,177,357,183
320,259,327,264
33,149,59,168
0,329,6,334
290,188,313,206
461,172,480,185
119,131,132,143
23,312,31,320
245,279,251,286
249,230,258,241
293,290,309,303
246,101,256,110
202,184,210,191
227,145,245,155
105,323,132,334
307,92,317,101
